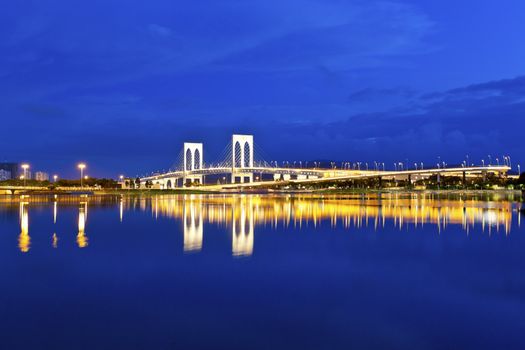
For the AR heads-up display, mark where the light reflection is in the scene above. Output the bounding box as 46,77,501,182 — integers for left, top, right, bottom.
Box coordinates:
53,200,57,224
183,196,203,252
150,193,516,255
77,202,88,248
18,202,30,253
5,193,521,255
232,196,254,257
119,198,123,222
52,233,58,248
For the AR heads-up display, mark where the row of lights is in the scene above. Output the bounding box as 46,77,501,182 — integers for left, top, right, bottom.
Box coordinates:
19,163,89,188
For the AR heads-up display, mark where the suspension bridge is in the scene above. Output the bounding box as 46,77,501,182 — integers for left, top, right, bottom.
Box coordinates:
139,134,511,190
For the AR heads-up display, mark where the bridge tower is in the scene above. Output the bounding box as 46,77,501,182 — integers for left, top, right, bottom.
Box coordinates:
231,134,254,183
183,142,204,186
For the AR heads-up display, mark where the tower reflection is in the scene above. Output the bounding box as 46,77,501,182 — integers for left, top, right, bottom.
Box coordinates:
183,196,203,253
231,196,254,257
152,193,516,256
6,193,519,254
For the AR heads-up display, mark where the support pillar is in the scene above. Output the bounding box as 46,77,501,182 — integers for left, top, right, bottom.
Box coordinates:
231,134,254,184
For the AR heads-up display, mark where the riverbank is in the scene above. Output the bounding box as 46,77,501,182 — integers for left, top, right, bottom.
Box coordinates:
1,187,523,197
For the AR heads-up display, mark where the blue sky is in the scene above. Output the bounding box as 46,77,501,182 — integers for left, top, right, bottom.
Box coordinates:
1,0,524,177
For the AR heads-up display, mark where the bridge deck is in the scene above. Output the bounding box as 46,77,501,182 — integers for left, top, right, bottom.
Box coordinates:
141,165,510,189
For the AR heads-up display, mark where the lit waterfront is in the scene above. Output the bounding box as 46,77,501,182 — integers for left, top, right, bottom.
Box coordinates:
2,193,522,255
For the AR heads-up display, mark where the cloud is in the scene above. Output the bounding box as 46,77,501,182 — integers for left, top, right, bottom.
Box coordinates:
148,24,172,38
0,1,522,175
240,75,525,165
212,1,435,71
19,103,67,120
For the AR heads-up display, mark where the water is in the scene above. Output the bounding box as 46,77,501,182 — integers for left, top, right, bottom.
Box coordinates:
0,193,524,350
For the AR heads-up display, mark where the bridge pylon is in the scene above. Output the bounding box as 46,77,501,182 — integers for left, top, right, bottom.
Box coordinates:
184,142,204,186
231,134,254,183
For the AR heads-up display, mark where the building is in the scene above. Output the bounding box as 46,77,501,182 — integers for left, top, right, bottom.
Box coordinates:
34,171,49,181
0,162,19,179
0,169,11,181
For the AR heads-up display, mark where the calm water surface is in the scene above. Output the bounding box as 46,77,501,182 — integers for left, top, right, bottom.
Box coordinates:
1,193,524,350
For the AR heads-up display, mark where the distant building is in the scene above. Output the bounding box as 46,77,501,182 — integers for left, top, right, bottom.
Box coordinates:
0,163,19,179
34,171,49,181
0,169,11,181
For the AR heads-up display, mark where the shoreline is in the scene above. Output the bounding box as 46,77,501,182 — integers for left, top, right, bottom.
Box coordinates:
0,187,523,196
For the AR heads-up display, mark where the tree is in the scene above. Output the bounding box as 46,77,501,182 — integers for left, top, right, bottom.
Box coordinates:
135,177,141,189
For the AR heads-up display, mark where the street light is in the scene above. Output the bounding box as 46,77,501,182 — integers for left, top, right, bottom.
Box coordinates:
78,163,86,188
21,164,29,186
53,175,58,182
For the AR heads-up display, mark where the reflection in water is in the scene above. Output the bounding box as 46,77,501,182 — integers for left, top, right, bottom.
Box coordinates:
232,196,254,257
120,198,123,223
183,196,203,252
77,202,88,248
18,202,30,253
150,194,519,256
52,233,58,248
6,193,522,255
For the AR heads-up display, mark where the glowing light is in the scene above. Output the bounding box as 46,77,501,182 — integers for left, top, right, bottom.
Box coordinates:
18,202,30,253
77,204,88,248
52,233,58,248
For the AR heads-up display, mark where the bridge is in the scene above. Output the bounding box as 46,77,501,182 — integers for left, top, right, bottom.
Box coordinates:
139,134,511,190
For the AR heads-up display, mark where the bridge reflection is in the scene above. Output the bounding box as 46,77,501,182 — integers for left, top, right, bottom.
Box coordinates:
148,193,519,256
7,194,521,254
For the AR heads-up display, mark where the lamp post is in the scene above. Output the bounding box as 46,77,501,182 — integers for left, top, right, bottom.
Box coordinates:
78,163,86,188
53,175,58,183
21,164,29,186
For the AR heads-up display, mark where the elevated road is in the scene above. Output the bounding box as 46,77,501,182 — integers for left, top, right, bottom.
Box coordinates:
142,165,510,190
